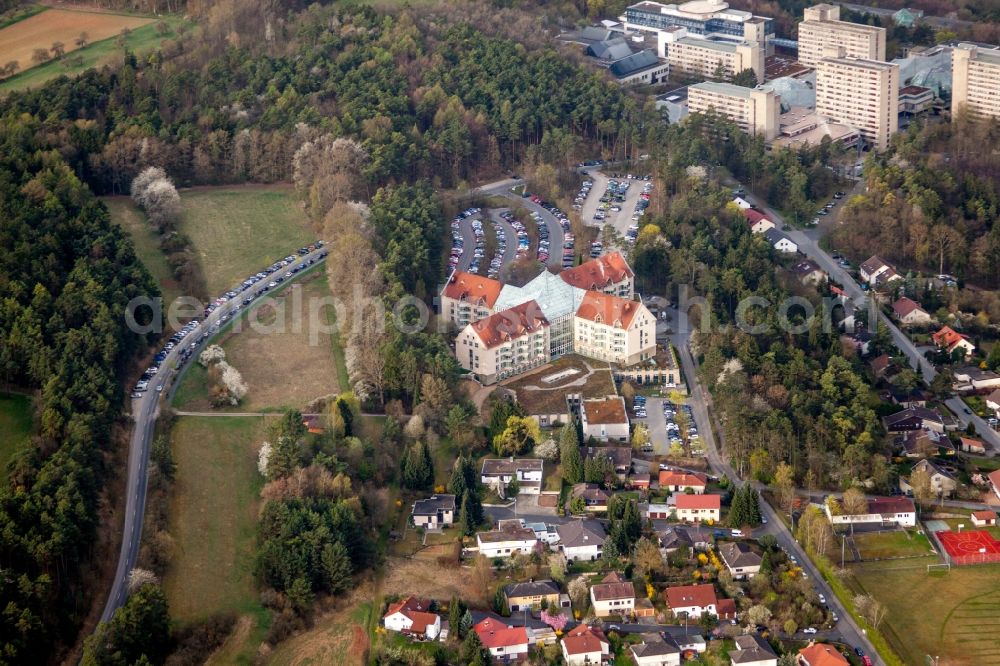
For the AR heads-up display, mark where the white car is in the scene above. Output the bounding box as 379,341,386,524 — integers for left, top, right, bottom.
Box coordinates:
803,628,818,635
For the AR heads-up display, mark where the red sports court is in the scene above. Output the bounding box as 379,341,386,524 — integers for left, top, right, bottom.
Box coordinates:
937,529,1000,565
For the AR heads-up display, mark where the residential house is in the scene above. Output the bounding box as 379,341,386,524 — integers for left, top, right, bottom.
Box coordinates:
882,406,948,434
558,520,606,561
718,542,763,580
843,330,873,356
665,583,718,618
972,510,998,527
568,483,611,513
524,521,561,545
580,398,630,443
743,208,775,234
561,625,610,666
791,259,826,286
659,470,708,494
894,429,945,458
987,388,1000,414
729,634,778,666
631,634,682,666
655,524,713,553
798,642,849,666
859,255,894,285
959,436,987,454
989,469,1000,502
677,634,708,654
717,598,738,621
932,326,975,358
887,385,928,408
383,597,441,640
582,445,633,477
674,493,721,523
892,297,931,326
590,572,636,617
824,496,917,527
470,610,556,646
504,580,569,613
474,617,529,662
630,472,652,490
869,354,891,379
763,228,798,253
411,494,456,529
647,503,673,520
481,458,543,495
733,196,753,210
477,522,538,559
900,459,957,498
953,366,1000,392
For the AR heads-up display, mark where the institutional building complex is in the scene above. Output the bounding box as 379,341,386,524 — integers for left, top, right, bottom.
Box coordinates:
443,253,656,385
687,81,779,139
662,30,764,84
952,43,1000,120
797,3,886,67
623,0,773,46
815,48,899,151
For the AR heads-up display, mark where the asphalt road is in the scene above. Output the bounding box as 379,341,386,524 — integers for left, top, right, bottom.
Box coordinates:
489,209,519,270
455,212,483,273
98,247,328,624
477,177,566,271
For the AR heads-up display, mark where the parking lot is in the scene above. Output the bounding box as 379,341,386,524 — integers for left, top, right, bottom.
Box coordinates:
576,171,651,239
509,193,568,270
631,396,701,457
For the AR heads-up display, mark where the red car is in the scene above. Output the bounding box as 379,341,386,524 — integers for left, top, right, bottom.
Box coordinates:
862,657,873,666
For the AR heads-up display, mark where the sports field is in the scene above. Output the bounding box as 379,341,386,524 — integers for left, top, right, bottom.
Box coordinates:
0,392,32,483
852,529,934,560
162,415,272,662
0,8,152,75
848,559,1000,665
176,187,316,296
937,529,1000,565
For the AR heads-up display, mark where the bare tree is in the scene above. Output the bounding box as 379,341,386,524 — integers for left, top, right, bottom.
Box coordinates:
32,48,50,65
75,32,89,48
2,61,19,78
50,41,65,59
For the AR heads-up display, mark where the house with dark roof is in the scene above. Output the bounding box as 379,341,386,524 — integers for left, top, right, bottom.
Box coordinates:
952,366,1000,392
718,542,762,580
481,458,543,494
568,483,611,513
557,520,606,561
503,580,568,612
791,259,826,286
882,406,949,433
763,228,798,253
582,445,632,477
729,634,777,666
411,494,456,529
894,428,946,458
859,256,895,285
899,459,957,498
631,634,682,666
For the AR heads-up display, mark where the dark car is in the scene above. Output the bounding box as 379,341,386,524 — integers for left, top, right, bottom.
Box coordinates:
855,647,865,657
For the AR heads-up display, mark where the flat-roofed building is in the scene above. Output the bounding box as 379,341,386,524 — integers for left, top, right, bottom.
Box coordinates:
667,34,764,84
623,0,774,46
771,106,860,150
688,81,779,139
798,3,886,67
815,48,899,151
952,43,1000,120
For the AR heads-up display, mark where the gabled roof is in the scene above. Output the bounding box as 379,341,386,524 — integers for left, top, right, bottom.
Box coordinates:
988,468,1000,490
384,597,439,635
665,583,717,610
892,296,927,319
609,49,662,78
659,470,707,487
792,259,824,276
631,636,681,658
443,271,503,308
730,634,777,664
860,255,891,275
570,483,610,503
799,642,850,666
575,291,644,329
989,388,1000,405
559,252,634,291
590,575,635,601
468,300,549,349
913,458,956,480
675,493,721,510
743,208,771,227
582,398,630,426
882,406,944,428
719,541,762,569
474,617,529,650
932,325,970,350
582,445,632,468
866,496,915,516
504,579,560,599
412,494,456,516
587,37,633,61
763,227,794,246
557,519,606,548
973,510,997,521
562,624,609,656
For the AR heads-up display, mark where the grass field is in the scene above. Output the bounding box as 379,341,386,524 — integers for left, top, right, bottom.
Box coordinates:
0,8,158,90
847,559,1000,665
104,197,184,307
172,273,343,412
176,187,315,296
0,4,47,30
852,529,935,560
0,392,32,482
162,416,271,662
502,354,616,415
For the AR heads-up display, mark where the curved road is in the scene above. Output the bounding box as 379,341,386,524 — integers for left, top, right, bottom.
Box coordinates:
99,247,328,624
488,209,519,269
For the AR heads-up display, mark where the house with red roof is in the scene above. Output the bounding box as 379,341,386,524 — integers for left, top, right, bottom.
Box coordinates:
989,469,1000,502
891,297,931,326
561,624,610,665
474,617,529,661
589,572,636,618
972,510,997,527
824,496,916,527
798,641,849,666
674,493,721,522
932,325,975,358
383,597,441,640
742,208,775,234
664,583,718,617
659,470,708,494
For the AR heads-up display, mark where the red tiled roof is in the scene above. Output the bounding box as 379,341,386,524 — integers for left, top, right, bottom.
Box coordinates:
559,251,633,290
469,300,549,349
575,291,643,329
675,494,721,510
743,208,770,227
443,271,503,308
932,326,968,349
892,297,925,319
384,597,438,635
583,397,628,425
989,469,1000,490
799,642,850,666
972,510,997,521
659,471,708,488
474,617,529,650
716,598,737,618
866,497,915,516
665,583,717,610
562,624,608,656
591,577,635,602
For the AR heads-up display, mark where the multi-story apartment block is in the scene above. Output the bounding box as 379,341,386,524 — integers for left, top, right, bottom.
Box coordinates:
952,43,1000,120
815,48,899,151
687,81,779,139
665,32,764,84
797,3,886,68
446,253,654,384
623,0,774,46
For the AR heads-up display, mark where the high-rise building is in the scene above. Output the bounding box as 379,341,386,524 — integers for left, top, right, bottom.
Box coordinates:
815,48,899,151
623,0,774,46
664,32,764,84
952,43,1000,120
797,4,886,67
687,81,780,139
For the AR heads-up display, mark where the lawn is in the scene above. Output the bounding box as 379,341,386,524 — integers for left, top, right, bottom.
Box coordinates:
104,197,184,307
847,559,1000,665
502,354,617,416
162,415,271,662
851,529,936,561
172,272,342,412
0,10,182,93
0,392,32,483
175,186,315,296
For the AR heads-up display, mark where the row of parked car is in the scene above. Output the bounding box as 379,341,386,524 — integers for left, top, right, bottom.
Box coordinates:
448,208,483,273
132,241,327,398
524,194,571,267
663,400,697,445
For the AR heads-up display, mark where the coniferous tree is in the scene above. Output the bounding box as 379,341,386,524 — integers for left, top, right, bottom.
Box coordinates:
321,541,353,594
560,422,583,484
463,629,490,666
449,596,465,640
